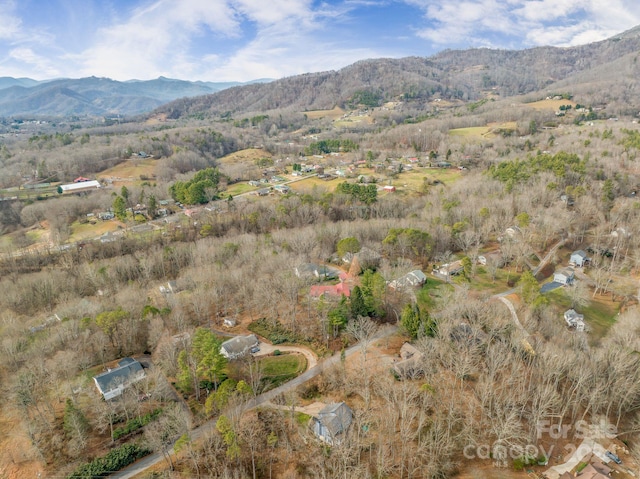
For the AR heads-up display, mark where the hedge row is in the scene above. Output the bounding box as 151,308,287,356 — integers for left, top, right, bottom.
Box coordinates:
66,443,151,478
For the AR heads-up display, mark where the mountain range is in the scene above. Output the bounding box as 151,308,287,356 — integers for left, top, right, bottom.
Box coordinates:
0,76,270,117
156,25,640,119
3,25,640,119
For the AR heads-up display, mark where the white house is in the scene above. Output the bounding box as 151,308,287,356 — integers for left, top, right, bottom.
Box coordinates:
553,267,575,286
564,309,586,332
436,260,464,277
570,250,589,267
313,402,353,445
220,334,259,360
93,358,146,400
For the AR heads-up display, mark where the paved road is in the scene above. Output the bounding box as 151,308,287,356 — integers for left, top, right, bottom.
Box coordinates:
109,325,396,478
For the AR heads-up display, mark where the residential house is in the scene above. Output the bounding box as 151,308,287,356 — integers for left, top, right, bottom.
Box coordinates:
554,267,575,286
220,334,259,360
570,250,589,267
313,402,353,445
436,260,464,277
392,342,424,378
564,309,586,332
477,251,504,267
223,317,237,328
310,277,351,298
295,263,341,281
273,184,290,194
389,270,427,289
98,211,115,220
255,188,270,196
93,358,146,400
503,225,522,240
342,247,382,271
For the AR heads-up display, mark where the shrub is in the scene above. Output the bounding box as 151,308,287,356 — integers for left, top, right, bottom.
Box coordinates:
112,408,163,440
66,443,151,478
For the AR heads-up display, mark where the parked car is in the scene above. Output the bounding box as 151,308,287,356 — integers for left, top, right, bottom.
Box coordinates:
606,451,622,464
250,346,260,354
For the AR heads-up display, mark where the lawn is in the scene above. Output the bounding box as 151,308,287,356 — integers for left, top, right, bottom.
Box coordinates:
259,353,307,389
288,176,340,193
69,220,122,243
469,266,522,295
544,288,618,340
223,182,256,196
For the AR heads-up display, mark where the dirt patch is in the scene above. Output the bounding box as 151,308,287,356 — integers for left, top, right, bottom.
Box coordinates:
0,413,42,479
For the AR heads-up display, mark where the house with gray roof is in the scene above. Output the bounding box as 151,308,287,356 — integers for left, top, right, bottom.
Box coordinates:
388,270,427,289
313,402,353,445
295,263,341,281
220,334,259,360
554,267,575,286
570,250,589,267
93,358,145,400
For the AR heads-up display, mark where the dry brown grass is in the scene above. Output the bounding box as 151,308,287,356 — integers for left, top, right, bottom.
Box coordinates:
218,148,272,165
97,158,157,180
525,99,577,110
303,106,345,120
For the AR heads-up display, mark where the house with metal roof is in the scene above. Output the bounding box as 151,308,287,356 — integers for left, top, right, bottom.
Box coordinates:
93,358,145,400
388,270,427,289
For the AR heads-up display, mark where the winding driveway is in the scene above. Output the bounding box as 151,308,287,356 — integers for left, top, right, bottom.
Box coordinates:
108,325,396,478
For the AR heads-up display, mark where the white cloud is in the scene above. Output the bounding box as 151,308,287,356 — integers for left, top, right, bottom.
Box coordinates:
0,1,21,39
406,0,640,49
8,47,60,76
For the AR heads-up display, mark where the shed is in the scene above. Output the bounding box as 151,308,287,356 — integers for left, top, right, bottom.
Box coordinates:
313,402,353,444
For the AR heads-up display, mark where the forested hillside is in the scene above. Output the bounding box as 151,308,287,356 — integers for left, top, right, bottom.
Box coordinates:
157,28,640,119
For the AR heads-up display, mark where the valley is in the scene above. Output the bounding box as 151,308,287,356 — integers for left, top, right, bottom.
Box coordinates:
2,30,640,479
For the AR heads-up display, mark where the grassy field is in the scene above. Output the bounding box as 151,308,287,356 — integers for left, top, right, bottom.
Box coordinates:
333,115,374,128
545,288,618,339
449,121,518,140
98,158,157,180
469,266,521,295
69,220,122,243
217,148,272,166
259,353,307,389
303,106,345,120
288,176,341,193
223,182,256,196
524,99,577,111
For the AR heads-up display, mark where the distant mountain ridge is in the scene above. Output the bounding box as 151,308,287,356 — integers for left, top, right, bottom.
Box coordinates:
155,25,640,119
0,76,271,117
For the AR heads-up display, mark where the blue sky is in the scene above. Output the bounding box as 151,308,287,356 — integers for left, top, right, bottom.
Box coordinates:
1,0,640,82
